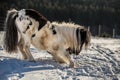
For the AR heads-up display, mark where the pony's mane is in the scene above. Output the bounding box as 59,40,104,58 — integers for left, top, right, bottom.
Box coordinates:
51,21,84,29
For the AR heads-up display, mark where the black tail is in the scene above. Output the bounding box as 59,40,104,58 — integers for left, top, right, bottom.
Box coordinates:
4,10,18,53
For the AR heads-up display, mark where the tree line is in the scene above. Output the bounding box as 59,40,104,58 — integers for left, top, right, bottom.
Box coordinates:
0,0,120,37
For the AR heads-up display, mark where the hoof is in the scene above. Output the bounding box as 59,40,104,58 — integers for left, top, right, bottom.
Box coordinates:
27,58,35,62
22,57,27,60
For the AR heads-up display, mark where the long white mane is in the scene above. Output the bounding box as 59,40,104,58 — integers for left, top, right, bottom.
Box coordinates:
51,22,84,28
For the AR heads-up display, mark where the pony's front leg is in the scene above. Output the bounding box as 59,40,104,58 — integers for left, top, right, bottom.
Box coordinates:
51,48,76,68
18,38,27,60
18,44,27,60
18,38,34,61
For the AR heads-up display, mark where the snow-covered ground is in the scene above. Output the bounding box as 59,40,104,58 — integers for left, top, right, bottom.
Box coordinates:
0,32,120,80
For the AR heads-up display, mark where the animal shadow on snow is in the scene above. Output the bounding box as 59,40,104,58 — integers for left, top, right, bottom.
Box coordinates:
0,56,65,73
0,56,65,79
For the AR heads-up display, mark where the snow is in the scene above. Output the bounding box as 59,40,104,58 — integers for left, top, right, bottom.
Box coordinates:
0,36,120,80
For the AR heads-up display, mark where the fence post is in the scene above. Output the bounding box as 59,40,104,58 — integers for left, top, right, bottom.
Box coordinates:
98,25,101,37
88,26,90,31
113,28,115,38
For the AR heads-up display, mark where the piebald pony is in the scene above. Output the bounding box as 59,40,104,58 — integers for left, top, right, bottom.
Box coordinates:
4,9,91,67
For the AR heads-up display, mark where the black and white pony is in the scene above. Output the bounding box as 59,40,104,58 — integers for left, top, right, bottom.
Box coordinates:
4,9,91,67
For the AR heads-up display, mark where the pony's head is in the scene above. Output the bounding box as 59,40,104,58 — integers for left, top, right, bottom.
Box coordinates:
4,9,48,53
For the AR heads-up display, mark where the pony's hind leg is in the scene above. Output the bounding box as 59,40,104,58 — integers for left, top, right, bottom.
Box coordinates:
18,44,27,60
24,45,34,61
18,38,27,60
18,38,34,61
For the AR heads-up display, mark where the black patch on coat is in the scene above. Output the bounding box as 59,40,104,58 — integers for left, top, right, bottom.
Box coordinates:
66,47,72,54
51,25,55,29
32,34,35,38
52,30,56,34
25,9,47,31
26,25,30,30
23,25,30,34
51,25,57,35
29,20,32,25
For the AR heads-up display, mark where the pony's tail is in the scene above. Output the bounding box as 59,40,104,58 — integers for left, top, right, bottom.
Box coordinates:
4,9,18,53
